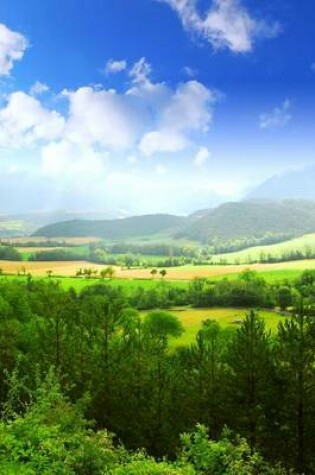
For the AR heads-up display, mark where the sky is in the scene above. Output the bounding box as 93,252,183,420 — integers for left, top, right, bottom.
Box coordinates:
0,0,314,215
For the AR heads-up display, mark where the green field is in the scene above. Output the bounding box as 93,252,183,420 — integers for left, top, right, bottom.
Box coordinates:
214,233,315,264
157,307,284,347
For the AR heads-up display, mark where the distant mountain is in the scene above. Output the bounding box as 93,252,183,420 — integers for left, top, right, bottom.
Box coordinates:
33,214,186,240
247,167,315,200
178,200,315,242
33,200,315,244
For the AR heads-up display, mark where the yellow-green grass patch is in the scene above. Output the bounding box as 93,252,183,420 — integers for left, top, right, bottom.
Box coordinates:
167,307,284,347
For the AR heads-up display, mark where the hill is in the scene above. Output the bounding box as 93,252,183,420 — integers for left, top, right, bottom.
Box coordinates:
0,210,121,237
33,214,186,240
33,200,315,244
178,200,315,242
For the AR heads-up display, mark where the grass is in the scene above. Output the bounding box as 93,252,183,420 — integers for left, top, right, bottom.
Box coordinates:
0,257,313,282
143,307,284,348
213,233,315,264
0,273,290,348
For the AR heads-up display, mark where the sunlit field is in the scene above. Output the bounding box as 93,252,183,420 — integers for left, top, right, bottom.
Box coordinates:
0,258,314,282
213,233,315,264
157,307,283,347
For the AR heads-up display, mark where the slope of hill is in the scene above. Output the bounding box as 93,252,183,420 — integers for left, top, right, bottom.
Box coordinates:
0,210,121,237
34,214,186,240
178,200,315,242
33,200,315,243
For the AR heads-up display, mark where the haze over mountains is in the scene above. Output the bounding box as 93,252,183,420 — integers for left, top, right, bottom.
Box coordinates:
32,200,315,243
247,166,315,201
1,165,315,239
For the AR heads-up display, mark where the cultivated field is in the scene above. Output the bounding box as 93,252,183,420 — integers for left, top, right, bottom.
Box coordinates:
0,258,314,281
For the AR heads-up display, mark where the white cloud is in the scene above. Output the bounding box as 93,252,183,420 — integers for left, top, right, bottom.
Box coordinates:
105,59,127,74
41,139,106,178
259,99,292,130
162,0,279,53
63,86,143,150
139,80,216,156
0,91,65,147
194,146,210,166
129,57,152,84
155,164,167,175
139,130,187,156
162,80,214,132
127,154,138,164
30,81,49,96
0,23,28,76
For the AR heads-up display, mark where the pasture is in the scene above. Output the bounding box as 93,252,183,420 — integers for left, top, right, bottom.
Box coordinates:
164,307,283,347
213,233,315,264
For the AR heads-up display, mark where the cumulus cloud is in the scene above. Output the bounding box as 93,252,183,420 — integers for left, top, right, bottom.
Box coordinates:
194,146,210,166
162,0,279,53
259,99,292,130
41,139,107,178
62,86,143,150
0,23,28,75
162,80,214,132
0,54,219,210
139,130,187,156
0,91,65,147
139,80,216,156
105,59,127,74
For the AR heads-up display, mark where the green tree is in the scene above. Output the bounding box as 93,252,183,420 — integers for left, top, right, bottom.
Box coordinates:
226,311,273,450
276,301,315,473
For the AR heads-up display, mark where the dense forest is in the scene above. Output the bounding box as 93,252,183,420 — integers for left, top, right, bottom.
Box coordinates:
0,272,315,472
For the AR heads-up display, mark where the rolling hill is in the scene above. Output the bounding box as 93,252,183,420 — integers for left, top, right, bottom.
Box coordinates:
33,214,186,240
33,200,315,243
178,200,315,242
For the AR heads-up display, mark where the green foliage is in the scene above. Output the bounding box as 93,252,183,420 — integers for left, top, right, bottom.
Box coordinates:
0,277,314,472
179,424,289,474
0,370,115,474
34,214,186,239
0,245,22,261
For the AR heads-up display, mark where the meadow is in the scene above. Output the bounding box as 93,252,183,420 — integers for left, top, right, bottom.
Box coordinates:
213,232,315,263
167,307,283,347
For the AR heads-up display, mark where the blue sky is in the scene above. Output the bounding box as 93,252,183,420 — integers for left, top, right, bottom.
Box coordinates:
0,0,314,214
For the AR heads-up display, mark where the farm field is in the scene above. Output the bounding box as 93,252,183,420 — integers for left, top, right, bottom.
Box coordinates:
0,258,314,281
163,307,283,347
213,233,315,264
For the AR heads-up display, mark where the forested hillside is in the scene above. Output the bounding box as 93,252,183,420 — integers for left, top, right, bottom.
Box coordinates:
34,200,315,244
178,200,315,242
33,214,186,239
0,273,315,473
